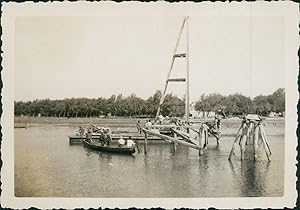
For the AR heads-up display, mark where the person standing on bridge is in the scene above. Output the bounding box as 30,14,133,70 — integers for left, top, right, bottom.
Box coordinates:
136,120,142,134
145,119,152,128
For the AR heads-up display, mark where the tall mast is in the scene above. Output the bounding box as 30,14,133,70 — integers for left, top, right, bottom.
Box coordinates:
156,17,190,122
185,17,190,123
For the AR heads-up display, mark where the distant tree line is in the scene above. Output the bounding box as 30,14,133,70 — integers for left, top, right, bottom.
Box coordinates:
14,88,284,118
194,88,285,117
14,91,184,118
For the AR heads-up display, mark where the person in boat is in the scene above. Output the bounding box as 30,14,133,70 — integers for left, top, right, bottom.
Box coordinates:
99,128,107,146
118,136,126,147
126,138,135,147
103,127,112,146
78,126,85,136
86,128,92,143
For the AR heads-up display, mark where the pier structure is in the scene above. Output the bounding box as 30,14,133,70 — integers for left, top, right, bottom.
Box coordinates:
141,122,218,156
228,115,272,161
69,17,222,156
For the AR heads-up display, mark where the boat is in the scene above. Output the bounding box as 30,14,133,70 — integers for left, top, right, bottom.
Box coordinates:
83,140,136,155
14,123,29,128
69,134,165,144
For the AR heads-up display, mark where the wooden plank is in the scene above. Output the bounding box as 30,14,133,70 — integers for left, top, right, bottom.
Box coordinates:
167,78,186,82
171,128,198,145
173,53,186,58
207,129,220,139
147,124,200,130
142,128,201,150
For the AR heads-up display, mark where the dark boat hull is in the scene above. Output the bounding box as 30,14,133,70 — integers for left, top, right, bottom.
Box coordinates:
83,140,135,154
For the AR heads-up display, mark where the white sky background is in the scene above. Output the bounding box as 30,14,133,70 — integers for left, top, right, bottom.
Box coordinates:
15,15,284,102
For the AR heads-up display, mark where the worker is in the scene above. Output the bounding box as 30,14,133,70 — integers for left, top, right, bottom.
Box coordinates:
118,136,126,147
103,128,112,146
86,129,92,143
127,138,135,147
78,126,85,136
145,119,152,127
158,114,164,124
136,120,142,134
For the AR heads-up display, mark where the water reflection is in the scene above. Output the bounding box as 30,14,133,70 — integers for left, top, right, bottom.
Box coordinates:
14,126,284,197
228,159,272,197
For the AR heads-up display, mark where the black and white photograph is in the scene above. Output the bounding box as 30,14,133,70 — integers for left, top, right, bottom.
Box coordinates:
1,1,298,209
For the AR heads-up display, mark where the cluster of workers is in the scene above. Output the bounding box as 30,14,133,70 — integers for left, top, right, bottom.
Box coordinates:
78,125,135,147
77,114,221,148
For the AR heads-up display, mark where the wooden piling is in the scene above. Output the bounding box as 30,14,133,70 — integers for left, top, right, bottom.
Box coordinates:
228,123,243,160
253,124,259,161
144,131,148,154
240,133,247,160
247,122,254,145
259,125,271,161
259,124,272,155
239,122,248,160
198,127,203,156
204,125,208,149
198,124,208,155
173,132,177,152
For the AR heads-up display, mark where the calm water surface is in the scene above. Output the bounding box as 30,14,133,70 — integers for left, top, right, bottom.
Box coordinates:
15,125,284,197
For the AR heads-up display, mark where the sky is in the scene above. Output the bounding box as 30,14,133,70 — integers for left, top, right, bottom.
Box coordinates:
15,15,284,102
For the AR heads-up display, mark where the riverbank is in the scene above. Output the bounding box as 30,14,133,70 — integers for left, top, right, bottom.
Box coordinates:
14,116,285,136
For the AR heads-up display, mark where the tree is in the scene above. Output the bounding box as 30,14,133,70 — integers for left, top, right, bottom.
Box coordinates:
161,93,185,117
194,94,212,117
271,88,285,113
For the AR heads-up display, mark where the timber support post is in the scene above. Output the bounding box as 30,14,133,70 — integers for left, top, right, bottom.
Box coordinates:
198,124,205,156
172,132,177,152
253,123,259,161
144,131,148,154
258,123,271,161
239,121,249,160
228,123,243,160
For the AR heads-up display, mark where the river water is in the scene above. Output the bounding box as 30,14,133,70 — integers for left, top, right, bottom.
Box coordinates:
15,125,284,197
